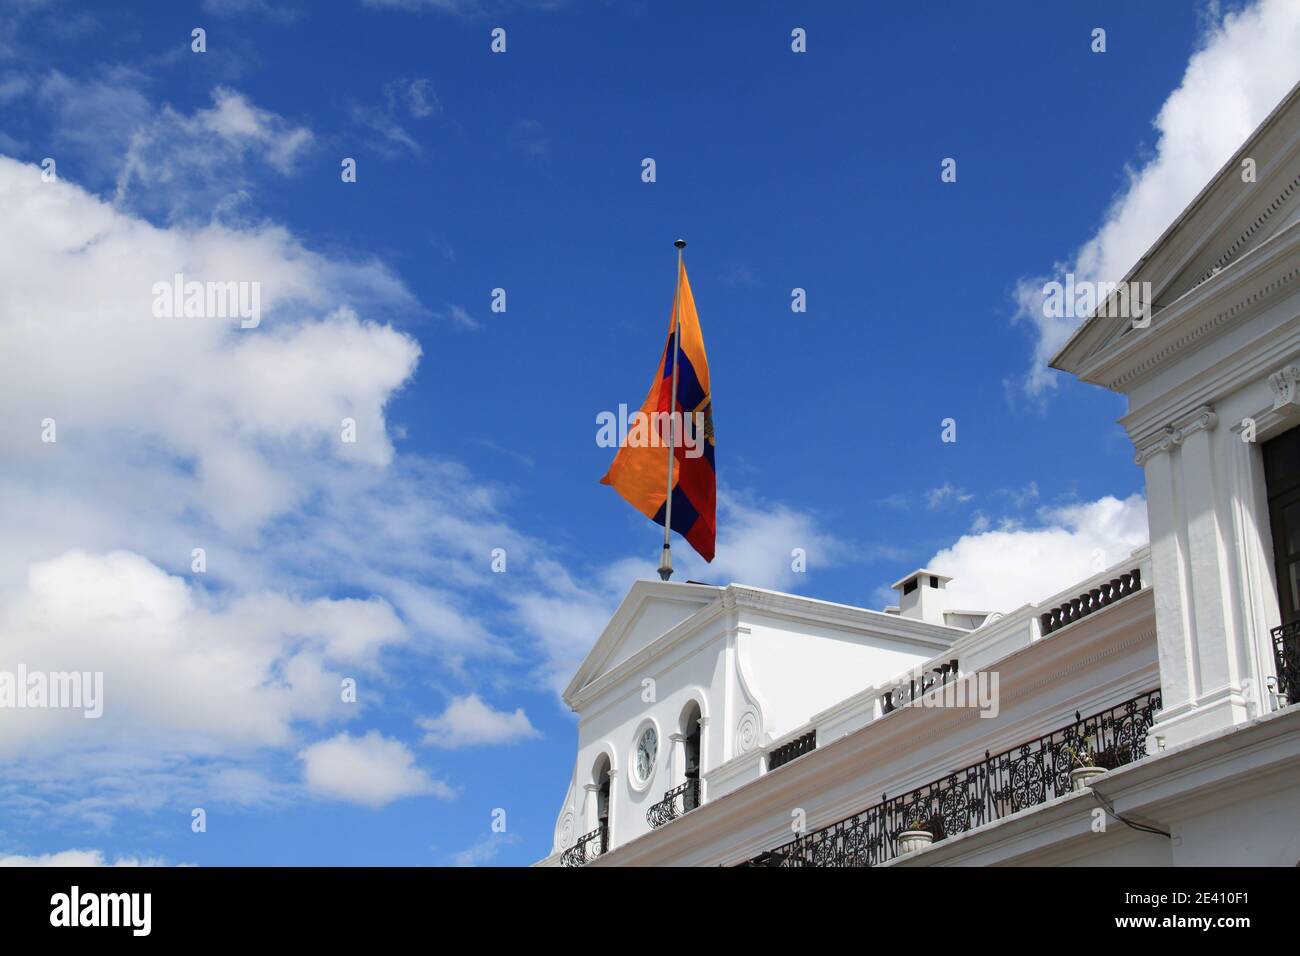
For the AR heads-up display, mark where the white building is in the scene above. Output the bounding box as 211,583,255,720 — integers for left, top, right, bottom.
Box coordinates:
537,80,1300,868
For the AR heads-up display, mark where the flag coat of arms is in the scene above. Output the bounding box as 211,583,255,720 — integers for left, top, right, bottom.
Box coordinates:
601,256,716,563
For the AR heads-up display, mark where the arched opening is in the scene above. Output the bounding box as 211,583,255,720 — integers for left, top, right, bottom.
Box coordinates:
681,702,702,811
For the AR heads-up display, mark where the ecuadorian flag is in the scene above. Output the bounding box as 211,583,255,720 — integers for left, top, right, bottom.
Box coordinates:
601,259,716,562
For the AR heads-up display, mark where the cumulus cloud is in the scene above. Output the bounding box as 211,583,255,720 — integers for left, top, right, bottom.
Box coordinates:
1014,0,1300,395
922,494,1149,613
299,731,451,806
0,550,405,759
0,154,501,818
418,694,540,748
696,492,848,590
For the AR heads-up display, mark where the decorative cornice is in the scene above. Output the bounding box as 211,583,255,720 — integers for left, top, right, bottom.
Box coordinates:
1189,169,1300,291
1106,260,1300,391
570,584,957,712
1134,404,1218,465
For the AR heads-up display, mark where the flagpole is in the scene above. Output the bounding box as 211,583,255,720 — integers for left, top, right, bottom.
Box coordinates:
659,239,686,581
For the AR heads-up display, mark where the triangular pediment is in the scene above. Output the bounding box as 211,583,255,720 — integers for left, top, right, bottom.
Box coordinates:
561,579,721,708
1053,80,1300,383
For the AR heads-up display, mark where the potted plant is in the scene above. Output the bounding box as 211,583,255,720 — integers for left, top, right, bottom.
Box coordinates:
1064,740,1106,791
897,812,934,854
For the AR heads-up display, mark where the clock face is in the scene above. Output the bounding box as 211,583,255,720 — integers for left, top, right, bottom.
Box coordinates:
636,727,658,781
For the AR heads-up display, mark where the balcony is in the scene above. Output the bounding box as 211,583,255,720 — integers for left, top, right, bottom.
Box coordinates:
742,688,1161,867
1039,567,1141,636
1273,621,1300,704
768,731,817,770
647,779,700,829
559,824,607,867
881,660,958,715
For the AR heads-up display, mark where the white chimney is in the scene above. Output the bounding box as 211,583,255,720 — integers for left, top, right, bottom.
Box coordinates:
889,569,953,626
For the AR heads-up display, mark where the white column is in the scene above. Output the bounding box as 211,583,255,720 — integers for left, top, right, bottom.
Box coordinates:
1139,407,1252,750
697,715,711,802
1228,415,1285,715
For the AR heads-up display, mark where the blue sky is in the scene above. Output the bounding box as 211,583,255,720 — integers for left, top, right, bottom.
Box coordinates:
0,0,1294,866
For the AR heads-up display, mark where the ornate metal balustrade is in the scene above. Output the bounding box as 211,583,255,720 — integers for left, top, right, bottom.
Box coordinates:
768,731,817,770
1273,621,1300,704
1039,568,1142,636
647,778,700,829
559,824,607,867
742,688,1161,867
881,660,959,715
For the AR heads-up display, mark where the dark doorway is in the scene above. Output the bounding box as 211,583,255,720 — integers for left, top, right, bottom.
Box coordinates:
682,705,701,811
1264,425,1300,702
1264,425,1300,625
595,761,611,851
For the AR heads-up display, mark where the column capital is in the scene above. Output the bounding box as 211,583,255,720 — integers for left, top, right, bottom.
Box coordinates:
1134,405,1217,465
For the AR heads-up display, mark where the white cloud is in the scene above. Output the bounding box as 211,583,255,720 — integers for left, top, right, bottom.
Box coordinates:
349,78,440,159
202,0,299,19
38,76,315,220
0,849,167,867
694,492,847,590
299,731,451,807
436,303,480,330
922,494,1149,612
0,549,406,760
418,694,540,748
450,832,519,866
0,75,31,102
0,154,508,819
925,483,974,510
1014,0,1300,395
387,77,439,118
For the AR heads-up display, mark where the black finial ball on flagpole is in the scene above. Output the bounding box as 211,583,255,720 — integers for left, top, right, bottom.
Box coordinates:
674,239,686,249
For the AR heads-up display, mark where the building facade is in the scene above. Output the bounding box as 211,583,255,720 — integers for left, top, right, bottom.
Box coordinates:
537,80,1300,868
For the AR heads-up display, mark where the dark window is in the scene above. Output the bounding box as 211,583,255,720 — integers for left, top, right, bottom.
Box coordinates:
1264,426,1300,625
929,575,939,588
902,578,917,596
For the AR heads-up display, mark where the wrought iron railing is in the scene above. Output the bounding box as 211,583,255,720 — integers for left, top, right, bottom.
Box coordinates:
559,823,607,867
882,660,959,714
647,778,700,829
768,731,817,770
742,688,1161,867
1273,621,1300,704
1039,568,1141,636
